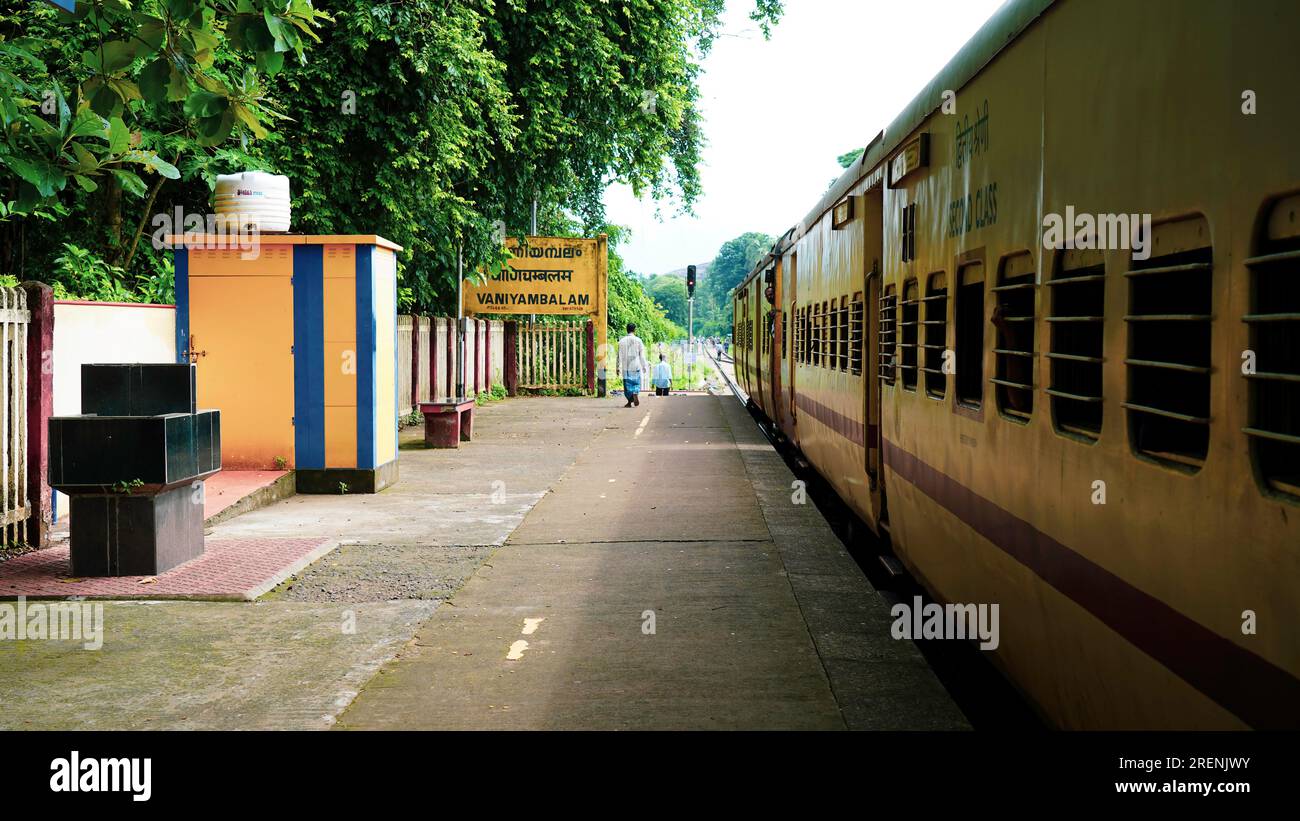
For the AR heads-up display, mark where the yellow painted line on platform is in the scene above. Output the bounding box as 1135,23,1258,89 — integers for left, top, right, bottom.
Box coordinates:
506,640,529,661
634,413,651,437
522,618,545,635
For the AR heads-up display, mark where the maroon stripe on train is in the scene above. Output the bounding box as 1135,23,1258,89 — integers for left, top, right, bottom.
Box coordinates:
795,393,867,447
882,438,1300,729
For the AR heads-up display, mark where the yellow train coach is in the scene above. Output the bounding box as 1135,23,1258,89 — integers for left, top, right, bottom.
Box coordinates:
733,0,1299,729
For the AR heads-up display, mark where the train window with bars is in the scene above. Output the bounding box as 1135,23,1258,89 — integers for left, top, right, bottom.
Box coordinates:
1245,195,1300,501
900,279,919,390
956,262,985,407
821,300,831,366
806,301,816,366
879,286,897,385
990,252,1036,420
849,292,864,376
922,272,948,398
1047,248,1106,440
803,305,813,365
792,303,801,364
900,203,917,263
829,299,839,369
838,296,850,371
1124,216,1213,471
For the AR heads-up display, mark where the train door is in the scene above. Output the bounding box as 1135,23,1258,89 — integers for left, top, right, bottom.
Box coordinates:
738,293,748,394
765,263,781,427
863,188,885,527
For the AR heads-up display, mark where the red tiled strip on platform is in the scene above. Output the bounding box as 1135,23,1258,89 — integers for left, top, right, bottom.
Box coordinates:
0,538,337,602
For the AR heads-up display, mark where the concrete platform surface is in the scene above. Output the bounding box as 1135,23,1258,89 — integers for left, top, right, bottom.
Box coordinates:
338,393,968,730
0,600,437,730
0,398,618,729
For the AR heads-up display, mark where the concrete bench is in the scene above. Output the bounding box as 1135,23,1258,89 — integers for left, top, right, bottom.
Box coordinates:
419,398,476,448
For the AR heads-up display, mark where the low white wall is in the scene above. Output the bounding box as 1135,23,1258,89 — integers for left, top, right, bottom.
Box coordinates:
52,300,177,520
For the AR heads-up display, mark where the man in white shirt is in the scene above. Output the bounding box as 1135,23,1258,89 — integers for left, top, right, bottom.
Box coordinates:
652,354,672,396
616,322,648,407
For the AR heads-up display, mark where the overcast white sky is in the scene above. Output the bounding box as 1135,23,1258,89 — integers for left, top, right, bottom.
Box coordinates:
602,0,1007,275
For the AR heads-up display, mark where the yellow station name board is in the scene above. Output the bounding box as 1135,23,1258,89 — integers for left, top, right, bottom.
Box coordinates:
464,235,606,317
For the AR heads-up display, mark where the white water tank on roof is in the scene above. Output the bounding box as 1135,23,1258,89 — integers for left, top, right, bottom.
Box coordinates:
213,171,291,233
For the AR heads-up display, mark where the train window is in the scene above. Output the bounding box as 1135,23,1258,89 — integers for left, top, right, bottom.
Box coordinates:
839,296,851,371
923,272,948,398
792,306,799,364
803,305,812,364
900,203,917,263
821,300,831,366
849,292,864,376
806,301,816,366
990,252,1036,420
878,286,897,385
900,279,919,390
1245,194,1300,501
1047,248,1105,440
956,263,985,407
829,299,840,369
1124,216,1212,471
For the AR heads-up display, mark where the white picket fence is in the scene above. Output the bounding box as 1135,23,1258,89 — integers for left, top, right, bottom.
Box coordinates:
0,286,29,546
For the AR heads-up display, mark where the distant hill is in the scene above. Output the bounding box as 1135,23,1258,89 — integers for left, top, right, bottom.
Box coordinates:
659,263,711,280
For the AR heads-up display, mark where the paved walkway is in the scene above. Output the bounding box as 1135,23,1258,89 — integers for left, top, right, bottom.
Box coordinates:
339,394,967,730
0,392,965,730
0,397,618,730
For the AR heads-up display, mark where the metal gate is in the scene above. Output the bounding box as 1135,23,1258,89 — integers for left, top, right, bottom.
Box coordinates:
516,321,589,391
0,286,28,546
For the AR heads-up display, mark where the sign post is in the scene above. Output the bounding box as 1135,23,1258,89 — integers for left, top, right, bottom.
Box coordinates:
456,244,465,399
463,234,609,357
686,264,697,388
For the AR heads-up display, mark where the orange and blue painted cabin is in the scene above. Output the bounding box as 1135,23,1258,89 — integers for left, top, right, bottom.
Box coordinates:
170,234,402,493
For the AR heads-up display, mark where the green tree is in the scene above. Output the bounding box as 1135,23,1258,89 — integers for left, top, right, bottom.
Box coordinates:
836,146,864,168
1,0,329,284
254,0,516,312
643,274,688,327
254,0,782,314
2,0,785,314
697,230,772,335
604,228,682,349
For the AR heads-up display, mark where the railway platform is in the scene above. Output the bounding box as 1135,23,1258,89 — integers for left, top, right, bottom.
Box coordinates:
338,391,967,730
1,388,966,731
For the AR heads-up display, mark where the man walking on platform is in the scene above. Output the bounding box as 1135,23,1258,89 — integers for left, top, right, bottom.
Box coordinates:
616,322,648,407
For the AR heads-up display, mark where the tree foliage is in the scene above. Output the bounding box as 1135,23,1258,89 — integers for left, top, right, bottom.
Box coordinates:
695,230,772,335
836,146,864,169
0,0,329,285
605,229,682,347
642,273,688,327
1,0,784,321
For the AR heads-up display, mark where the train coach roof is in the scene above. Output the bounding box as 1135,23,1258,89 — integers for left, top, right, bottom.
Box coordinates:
799,0,1056,234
